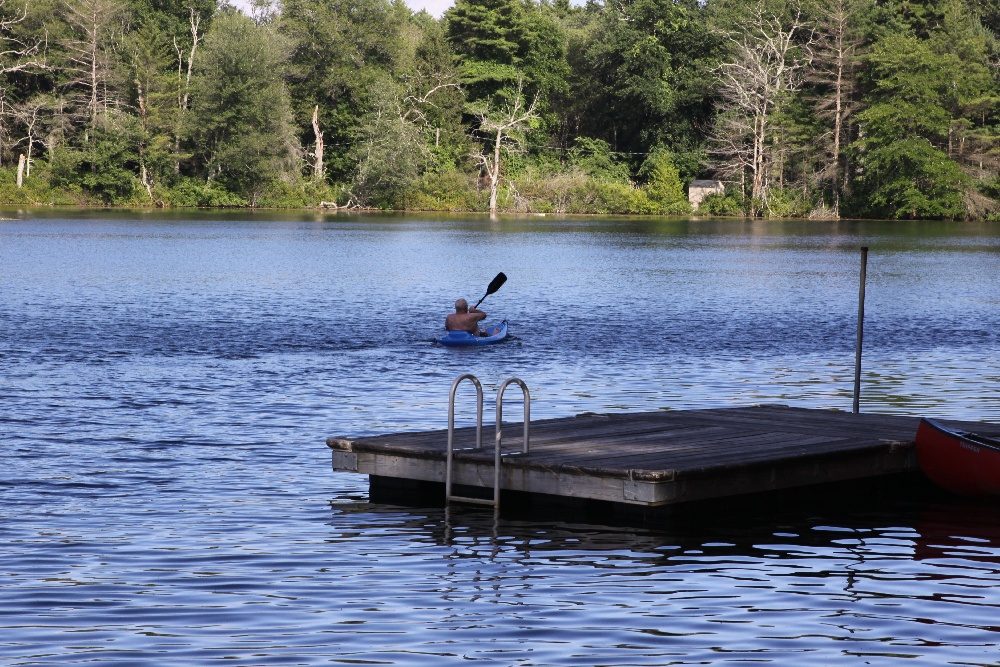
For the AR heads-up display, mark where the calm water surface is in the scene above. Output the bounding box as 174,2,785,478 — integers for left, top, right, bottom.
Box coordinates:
2,210,1000,665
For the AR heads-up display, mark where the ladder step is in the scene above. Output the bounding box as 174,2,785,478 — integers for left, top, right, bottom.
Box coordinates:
446,495,497,506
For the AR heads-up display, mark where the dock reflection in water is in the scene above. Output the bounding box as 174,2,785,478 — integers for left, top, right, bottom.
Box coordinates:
320,490,1000,665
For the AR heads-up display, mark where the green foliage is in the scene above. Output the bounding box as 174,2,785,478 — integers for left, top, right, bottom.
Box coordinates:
166,178,247,207
280,0,407,180
765,188,814,218
409,170,482,211
503,168,654,214
445,0,568,106
186,10,301,204
49,114,146,205
411,18,468,171
350,91,432,208
854,137,965,218
446,0,525,66
982,176,1000,200
850,6,994,219
964,0,1000,34
638,148,689,213
0,163,59,204
565,138,631,182
590,179,653,215
892,0,948,36
701,192,746,216
581,0,718,156
1,0,999,218
124,19,183,189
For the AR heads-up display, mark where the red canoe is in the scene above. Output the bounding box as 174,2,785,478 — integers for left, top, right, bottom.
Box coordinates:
915,418,1000,498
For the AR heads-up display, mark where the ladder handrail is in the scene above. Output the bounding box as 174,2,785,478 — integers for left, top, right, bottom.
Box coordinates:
446,374,483,502
446,374,532,510
496,377,530,455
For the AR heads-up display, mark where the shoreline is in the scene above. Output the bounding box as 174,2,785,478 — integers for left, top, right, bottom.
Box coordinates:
2,203,994,223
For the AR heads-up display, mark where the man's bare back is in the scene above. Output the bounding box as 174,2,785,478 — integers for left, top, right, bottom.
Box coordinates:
446,298,487,334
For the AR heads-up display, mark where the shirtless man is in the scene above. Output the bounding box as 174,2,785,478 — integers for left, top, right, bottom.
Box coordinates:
445,298,488,335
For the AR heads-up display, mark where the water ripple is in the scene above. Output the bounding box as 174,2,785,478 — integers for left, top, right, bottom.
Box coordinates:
2,213,1000,665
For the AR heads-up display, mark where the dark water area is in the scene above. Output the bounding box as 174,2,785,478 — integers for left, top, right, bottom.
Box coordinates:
2,210,1000,665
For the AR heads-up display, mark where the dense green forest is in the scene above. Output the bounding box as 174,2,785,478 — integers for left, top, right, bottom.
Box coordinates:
0,0,998,218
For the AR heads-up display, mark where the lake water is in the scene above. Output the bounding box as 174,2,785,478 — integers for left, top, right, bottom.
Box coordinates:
2,210,1000,665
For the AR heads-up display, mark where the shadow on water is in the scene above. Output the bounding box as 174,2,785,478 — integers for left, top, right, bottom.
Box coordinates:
338,471,1000,564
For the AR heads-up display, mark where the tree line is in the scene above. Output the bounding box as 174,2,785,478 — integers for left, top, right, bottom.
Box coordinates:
0,0,998,219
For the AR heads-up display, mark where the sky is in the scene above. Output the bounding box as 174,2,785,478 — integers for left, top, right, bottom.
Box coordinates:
234,0,576,20
232,0,456,17
405,0,453,16
402,0,585,18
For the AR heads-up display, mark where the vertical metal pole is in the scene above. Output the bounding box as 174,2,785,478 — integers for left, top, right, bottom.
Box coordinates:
853,247,868,414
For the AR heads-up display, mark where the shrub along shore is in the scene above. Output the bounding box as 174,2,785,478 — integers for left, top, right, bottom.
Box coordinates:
2,156,752,216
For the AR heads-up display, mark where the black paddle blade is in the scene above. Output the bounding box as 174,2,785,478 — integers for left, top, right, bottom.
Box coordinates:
474,272,507,308
486,272,507,295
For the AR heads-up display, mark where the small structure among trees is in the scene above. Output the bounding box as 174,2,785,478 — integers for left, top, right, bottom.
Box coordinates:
688,180,725,211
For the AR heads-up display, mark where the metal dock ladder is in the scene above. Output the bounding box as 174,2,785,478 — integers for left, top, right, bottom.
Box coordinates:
445,374,531,509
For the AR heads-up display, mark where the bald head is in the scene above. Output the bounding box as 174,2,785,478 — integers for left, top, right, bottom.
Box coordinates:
455,298,469,313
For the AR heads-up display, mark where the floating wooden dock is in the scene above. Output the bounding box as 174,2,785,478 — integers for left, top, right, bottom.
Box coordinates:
327,406,1000,508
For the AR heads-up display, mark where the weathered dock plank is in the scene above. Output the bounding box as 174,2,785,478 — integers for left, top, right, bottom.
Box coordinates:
327,406,1000,507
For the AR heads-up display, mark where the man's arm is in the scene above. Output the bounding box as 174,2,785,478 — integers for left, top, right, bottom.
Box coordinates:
469,306,487,321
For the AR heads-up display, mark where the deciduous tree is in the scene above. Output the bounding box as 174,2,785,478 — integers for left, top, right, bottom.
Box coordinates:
582,0,717,158
187,9,299,204
350,86,431,208
280,0,406,180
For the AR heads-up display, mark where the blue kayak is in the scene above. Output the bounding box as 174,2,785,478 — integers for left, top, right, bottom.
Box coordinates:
438,321,509,347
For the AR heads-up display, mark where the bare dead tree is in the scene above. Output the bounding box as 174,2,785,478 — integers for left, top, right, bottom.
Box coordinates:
399,71,462,152
807,0,865,216
172,7,200,173
709,0,814,214
1,0,51,165
400,75,461,127
951,106,1000,218
472,78,539,214
952,104,1000,180
12,96,46,177
61,0,123,132
311,104,323,182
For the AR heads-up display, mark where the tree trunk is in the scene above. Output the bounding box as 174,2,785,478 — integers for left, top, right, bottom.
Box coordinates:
811,0,864,217
833,46,843,214
473,79,539,216
141,164,153,199
832,6,848,216
312,105,324,182
489,127,502,213
174,9,200,174
16,153,25,188
89,11,98,129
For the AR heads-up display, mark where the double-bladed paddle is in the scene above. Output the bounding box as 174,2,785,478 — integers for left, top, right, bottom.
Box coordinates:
473,272,507,309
